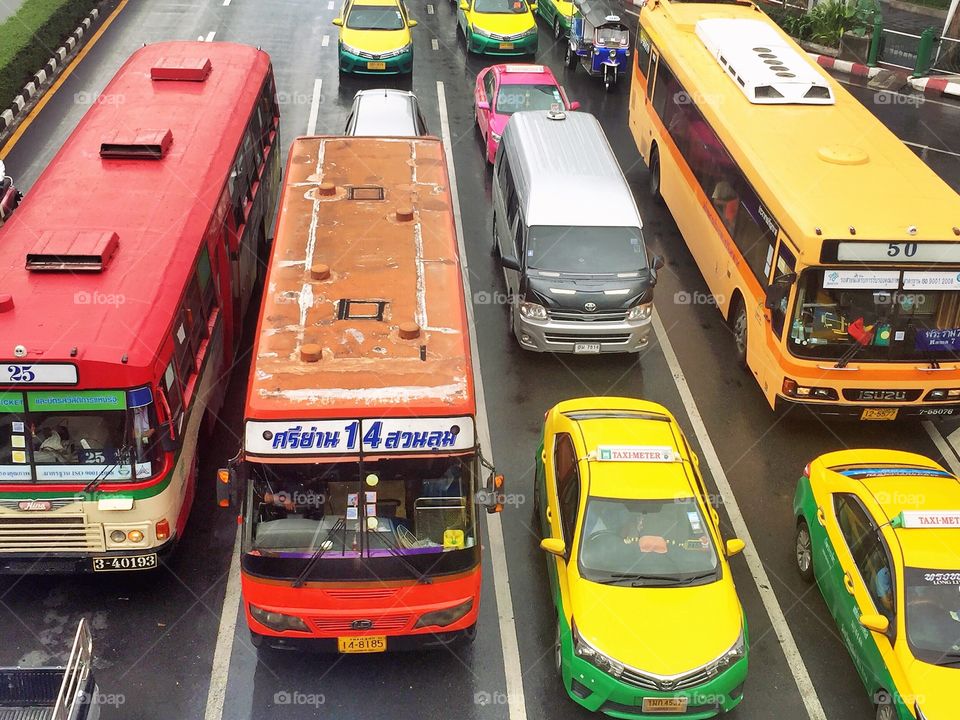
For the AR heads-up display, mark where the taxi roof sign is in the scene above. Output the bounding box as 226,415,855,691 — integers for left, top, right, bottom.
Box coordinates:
594,445,678,462
896,511,960,529
504,64,544,73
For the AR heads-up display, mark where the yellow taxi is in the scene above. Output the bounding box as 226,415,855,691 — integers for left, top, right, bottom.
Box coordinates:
534,397,748,717
794,450,960,720
456,0,539,56
334,0,418,75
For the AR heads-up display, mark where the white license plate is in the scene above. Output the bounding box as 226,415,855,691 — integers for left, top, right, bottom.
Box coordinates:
92,553,158,572
574,342,601,354
641,696,688,713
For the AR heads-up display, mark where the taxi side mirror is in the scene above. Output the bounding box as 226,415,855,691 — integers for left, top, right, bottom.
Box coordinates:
540,538,566,556
216,467,235,509
568,100,581,110
332,17,343,26
725,538,745,557
477,100,490,111
460,1,469,9
530,2,538,10
859,613,889,634
408,18,418,26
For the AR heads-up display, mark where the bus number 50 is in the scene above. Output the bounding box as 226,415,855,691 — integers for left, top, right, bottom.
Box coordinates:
887,243,918,258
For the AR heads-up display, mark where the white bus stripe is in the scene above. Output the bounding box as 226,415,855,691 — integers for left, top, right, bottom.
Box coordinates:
437,79,528,720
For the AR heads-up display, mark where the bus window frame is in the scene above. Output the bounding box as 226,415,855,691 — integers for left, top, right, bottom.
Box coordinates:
768,239,797,339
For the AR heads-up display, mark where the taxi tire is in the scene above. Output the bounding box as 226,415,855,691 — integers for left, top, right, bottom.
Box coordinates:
554,620,563,677
553,16,562,39
795,519,814,583
874,693,896,720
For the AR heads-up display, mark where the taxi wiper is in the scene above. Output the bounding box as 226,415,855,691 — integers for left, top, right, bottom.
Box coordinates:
292,518,345,588
934,653,960,667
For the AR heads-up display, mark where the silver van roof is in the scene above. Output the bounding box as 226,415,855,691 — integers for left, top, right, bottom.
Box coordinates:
500,111,643,229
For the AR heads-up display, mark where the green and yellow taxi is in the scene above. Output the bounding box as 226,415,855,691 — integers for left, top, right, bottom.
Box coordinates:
794,450,960,720
334,0,417,75
534,397,749,718
535,0,573,39
456,0,538,56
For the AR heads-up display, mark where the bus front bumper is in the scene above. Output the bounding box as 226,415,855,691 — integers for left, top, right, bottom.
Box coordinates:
251,625,476,652
774,395,960,421
338,47,413,75
468,31,538,55
0,536,177,575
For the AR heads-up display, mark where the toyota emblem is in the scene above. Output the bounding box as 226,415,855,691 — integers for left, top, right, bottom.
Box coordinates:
584,302,597,312
351,619,374,630
659,680,675,690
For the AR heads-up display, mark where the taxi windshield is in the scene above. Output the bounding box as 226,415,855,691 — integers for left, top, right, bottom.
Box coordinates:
495,84,563,114
578,497,719,587
474,0,528,12
346,5,405,30
904,567,960,664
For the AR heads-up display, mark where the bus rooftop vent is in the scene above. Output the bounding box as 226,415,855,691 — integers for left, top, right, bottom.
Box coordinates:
696,19,835,105
26,230,119,272
100,128,173,159
150,57,213,82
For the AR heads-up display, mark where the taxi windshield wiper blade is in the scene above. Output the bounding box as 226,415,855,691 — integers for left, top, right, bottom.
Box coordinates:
934,652,960,666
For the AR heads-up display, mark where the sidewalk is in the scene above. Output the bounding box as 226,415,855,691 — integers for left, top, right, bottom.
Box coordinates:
878,0,947,34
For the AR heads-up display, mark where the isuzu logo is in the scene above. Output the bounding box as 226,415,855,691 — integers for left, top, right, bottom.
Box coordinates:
18,500,51,511
351,619,374,630
857,390,907,401
584,302,597,312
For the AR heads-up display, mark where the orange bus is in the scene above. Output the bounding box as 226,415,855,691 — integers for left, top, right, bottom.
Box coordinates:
0,42,280,573
629,0,960,420
219,135,503,651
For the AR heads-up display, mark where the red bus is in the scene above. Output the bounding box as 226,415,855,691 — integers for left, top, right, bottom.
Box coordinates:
219,135,503,651
0,41,281,573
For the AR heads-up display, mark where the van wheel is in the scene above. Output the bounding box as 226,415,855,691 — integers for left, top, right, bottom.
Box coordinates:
730,299,748,369
649,146,662,202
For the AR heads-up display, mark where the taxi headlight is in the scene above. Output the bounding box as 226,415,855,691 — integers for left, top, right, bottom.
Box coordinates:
249,604,309,633
627,302,653,321
572,620,624,678
340,41,363,56
474,25,494,38
520,25,538,37
708,626,745,674
519,302,547,320
915,702,928,720
380,42,412,58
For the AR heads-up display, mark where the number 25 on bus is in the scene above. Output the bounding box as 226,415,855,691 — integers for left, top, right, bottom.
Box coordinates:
629,0,960,421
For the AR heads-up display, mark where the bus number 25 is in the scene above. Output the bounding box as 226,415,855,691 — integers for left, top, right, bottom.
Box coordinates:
887,243,918,258
6,365,36,382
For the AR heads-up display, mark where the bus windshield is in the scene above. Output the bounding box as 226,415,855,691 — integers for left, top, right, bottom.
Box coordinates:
248,456,477,558
788,269,960,362
0,388,162,483
528,226,647,275
578,497,719,587
904,566,960,664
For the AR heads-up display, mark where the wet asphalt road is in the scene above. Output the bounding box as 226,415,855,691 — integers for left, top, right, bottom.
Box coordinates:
1,1,960,719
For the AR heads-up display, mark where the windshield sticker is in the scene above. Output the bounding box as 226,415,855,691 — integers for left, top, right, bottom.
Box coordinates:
898,511,960,529
0,392,25,413
903,271,960,290
837,467,954,479
0,466,31,480
916,328,960,352
594,445,677,462
27,390,126,412
823,269,900,290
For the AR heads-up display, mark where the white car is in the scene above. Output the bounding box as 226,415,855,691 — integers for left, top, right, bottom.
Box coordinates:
344,89,428,136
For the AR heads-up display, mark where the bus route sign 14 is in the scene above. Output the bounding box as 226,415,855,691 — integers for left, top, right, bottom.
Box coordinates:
244,417,477,456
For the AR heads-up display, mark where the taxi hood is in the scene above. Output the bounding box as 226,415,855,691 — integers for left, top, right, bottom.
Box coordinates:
570,577,743,676
904,658,957,719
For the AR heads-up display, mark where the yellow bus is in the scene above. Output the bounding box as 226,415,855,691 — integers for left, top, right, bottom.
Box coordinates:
629,0,960,421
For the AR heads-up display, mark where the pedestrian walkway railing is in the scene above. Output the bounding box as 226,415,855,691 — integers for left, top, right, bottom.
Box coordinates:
932,35,960,74
875,27,925,70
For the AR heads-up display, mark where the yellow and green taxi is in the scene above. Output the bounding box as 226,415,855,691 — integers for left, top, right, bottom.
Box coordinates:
334,0,417,75
534,397,749,718
535,0,573,40
795,450,960,720
457,0,538,56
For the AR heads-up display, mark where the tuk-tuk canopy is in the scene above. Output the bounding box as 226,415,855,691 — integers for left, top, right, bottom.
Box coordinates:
573,0,627,31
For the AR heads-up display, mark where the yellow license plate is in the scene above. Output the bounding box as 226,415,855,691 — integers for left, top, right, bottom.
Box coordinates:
337,635,387,653
499,42,514,49
366,61,387,70
861,407,899,421
641,697,688,713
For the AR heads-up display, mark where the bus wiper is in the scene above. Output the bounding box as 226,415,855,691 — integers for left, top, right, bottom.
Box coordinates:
374,528,431,584
82,446,132,495
292,518,345,588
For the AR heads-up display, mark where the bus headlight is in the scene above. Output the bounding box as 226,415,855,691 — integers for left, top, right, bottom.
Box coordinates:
110,530,126,543
249,604,310,633
926,388,960,401
627,302,652,321
414,599,474,628
782,378,838,401
519,302,547,320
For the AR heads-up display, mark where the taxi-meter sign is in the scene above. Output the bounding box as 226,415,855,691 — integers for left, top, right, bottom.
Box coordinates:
898,510,960,529
595,445,677,462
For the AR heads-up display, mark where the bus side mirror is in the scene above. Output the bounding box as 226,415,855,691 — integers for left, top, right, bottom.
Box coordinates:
217,467,236,509
500,254,521,272
764,272,796,310
159,419,180,453
484,473,505,513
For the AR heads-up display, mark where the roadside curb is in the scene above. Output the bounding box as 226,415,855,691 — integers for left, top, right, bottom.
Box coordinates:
908,74,960,99
0,1,118,145
809,52,882,79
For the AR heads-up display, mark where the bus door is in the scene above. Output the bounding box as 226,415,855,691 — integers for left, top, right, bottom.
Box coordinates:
761,235,798,388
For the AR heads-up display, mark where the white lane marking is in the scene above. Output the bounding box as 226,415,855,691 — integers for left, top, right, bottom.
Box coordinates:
328,0,335,8
427,3,435,12
438,79,527,720
651,310,827,720
923,422,960,475
202,528,242,720
322,34,330,47
622,6,639,16
205,31,217,42
222,0,232,6
947,425,960,457
197,35,205,41
432,38,439,50
307,78,323,136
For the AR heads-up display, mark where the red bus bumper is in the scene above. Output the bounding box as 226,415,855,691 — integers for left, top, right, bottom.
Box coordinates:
240,567,481,651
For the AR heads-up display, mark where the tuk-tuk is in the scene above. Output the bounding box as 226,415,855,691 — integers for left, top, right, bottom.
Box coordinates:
563,0,629,91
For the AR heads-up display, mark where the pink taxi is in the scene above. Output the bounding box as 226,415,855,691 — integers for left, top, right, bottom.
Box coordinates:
474,63,579,164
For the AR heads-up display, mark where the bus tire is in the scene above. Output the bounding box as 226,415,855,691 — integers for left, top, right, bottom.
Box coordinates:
649,145,663,203
491,215,500,256
795,519,814,584
730,298,748,369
